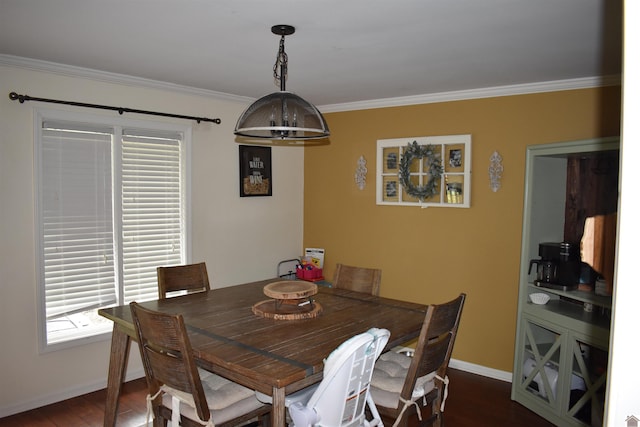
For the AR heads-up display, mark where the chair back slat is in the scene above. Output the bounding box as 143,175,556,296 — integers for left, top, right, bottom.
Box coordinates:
157,262,210,299
332,263,382,296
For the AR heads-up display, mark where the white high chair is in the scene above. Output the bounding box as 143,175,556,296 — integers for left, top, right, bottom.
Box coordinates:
257,328,390,427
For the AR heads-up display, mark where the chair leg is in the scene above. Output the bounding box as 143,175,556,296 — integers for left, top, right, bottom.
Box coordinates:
419,393,442,427
152,414,166,427
419,413,439,427
431,391,443,427
394,407,416,427
258,412,271,427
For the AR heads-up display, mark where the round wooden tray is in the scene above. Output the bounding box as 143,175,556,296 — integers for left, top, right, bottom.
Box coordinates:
263,280,317,300
253,280,322,320
252,299,322,320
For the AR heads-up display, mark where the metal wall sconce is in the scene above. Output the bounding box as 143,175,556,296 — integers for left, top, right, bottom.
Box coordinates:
355,156,367,190
489,151,504,192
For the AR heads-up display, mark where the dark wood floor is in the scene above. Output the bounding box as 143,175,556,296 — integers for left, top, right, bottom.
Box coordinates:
0,368,555,427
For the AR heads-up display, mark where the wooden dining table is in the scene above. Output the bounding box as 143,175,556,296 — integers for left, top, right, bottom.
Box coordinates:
98,278,428,427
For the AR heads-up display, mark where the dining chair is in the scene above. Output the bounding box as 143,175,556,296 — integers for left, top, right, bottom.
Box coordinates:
130,302,271,427
157,262,210,299
256,328,390,427
332,263,382,296
368,294,466,427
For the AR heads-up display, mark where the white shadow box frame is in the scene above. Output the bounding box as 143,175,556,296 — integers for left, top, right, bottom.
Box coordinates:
376,135,472,207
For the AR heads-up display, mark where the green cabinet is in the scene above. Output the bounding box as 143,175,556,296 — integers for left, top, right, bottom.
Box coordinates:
511,138,619,426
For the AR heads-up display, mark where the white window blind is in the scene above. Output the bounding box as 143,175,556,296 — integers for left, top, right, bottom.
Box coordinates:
121,130,184,303
41,126,117,319
37,115,188,348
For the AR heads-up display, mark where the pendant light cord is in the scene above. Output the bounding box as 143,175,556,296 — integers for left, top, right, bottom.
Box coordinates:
273,35,288,91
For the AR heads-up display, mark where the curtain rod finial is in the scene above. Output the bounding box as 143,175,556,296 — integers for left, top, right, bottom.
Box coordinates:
9,92,25,103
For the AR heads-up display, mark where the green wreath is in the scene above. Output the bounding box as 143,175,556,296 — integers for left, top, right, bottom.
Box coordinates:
398,141,443,201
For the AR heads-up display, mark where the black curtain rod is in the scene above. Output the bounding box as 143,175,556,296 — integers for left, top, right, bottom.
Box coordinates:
9,92,221,124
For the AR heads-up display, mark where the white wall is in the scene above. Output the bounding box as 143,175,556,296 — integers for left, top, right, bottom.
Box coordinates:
605,1,640,423
0,63,304,416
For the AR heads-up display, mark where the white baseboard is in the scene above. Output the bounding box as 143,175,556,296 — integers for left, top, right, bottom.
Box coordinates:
449,358,513,382
393,346,513,383
0,369,145,418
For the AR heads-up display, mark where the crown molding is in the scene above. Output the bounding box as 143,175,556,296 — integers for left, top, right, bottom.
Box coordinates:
1,54,620,113
318,75,622,113
0,54,253,104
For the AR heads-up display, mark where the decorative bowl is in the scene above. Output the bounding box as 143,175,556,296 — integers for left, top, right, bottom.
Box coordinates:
529,293,550,305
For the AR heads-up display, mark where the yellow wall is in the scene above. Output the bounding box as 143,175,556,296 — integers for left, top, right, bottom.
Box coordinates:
303,87,621,372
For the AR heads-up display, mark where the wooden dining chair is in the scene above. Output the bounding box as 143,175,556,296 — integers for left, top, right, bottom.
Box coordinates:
332,263,382,296
157,262,210,299
130,302,271,427
369,293,466,427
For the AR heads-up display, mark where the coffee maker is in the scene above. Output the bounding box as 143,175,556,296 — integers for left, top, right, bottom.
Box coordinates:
528,242,581,291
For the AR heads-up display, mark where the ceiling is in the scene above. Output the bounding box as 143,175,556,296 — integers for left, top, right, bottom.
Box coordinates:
0,0,622,109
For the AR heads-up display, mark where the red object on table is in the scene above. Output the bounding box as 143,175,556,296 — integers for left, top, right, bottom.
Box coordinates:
296,265,323,281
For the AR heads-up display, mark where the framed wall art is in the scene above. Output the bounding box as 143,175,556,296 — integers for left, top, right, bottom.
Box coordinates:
239,145,272,197
376,135,472,207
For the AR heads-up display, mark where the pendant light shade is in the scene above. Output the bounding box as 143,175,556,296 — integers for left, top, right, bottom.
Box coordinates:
234,25,330,145
235,91,329,140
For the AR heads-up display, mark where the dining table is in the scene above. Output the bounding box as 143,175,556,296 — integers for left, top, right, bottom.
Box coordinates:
98,278,428,427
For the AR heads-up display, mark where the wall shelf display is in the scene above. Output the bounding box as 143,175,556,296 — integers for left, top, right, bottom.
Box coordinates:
511,137,619,427
376,135,471,207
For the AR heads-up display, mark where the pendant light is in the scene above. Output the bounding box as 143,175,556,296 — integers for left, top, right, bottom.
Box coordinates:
234,25,330,146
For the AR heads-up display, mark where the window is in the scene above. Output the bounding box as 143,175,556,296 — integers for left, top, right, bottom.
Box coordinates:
34,109,191,350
